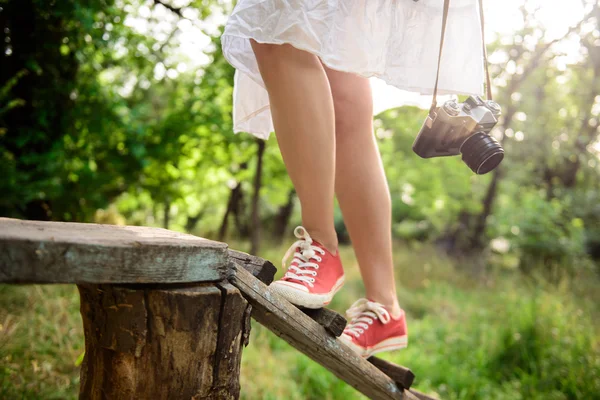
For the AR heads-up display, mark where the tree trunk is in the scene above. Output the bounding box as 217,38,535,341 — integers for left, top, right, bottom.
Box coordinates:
470,168,502,248
219,163,249,240
163,201,170,230
185,209,205,233
219,183,243,241
273,189,296,243
77,282,251,400
235,163,250,238
469,102,517,249
436,210,475,256
233,187,249,238
250,140,265,255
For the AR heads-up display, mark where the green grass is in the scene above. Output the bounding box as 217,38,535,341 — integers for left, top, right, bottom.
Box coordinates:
1,241,599,399
0,285,83,399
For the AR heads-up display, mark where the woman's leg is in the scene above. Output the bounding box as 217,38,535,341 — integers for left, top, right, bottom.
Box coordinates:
323,65,402,318
250,41,338,254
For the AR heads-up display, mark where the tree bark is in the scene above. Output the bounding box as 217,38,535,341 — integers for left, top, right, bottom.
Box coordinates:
250,140,265,255
233,162,249,238
219,163,249,241
233,187,248,238
163,201,170,230
470,168,502,248
218,183,243,241
185,209,205,233
470,100,519,249
77,282,251,400
272,189,295,243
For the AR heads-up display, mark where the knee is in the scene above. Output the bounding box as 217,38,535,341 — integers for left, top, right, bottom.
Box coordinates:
329,77,373,138
332,89,373,138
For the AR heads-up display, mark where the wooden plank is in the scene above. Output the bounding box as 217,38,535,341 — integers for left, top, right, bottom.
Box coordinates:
404,390,422,400
298,306,347,337
368,356,415,389
227,249,277,285
408,389,438,400
0,218,229,284
227,262,408,400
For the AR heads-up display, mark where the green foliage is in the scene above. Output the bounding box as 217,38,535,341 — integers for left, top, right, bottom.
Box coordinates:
507,193,587,274
0,0,152,220
1,0,599,275
0,69,27,117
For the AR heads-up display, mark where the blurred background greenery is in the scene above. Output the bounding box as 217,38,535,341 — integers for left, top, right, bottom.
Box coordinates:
0,0,599,399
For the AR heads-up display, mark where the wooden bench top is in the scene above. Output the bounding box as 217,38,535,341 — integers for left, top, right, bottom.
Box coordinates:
0,218,229,284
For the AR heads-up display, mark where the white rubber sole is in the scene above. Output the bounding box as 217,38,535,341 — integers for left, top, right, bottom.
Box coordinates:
340,334,408,358
270,275,345,309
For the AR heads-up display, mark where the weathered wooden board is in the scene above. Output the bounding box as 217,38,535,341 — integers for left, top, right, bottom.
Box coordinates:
228,263,413,400
213,281,253,395
301,307,420,393
408,389,438,400
0,218,229,283
368,356,415,389
298,306,347,337
228,249,277,285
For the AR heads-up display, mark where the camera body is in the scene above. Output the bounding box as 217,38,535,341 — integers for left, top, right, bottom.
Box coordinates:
412,95,504,174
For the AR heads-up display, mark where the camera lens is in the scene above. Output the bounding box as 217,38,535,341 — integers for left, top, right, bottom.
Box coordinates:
460,132,504,174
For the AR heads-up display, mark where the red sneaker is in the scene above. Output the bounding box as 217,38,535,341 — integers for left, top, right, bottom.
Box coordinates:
339,298,408,358
270,226,345,309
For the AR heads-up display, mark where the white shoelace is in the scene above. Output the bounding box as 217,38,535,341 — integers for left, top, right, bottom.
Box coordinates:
281,226,325,288
343,298,391,338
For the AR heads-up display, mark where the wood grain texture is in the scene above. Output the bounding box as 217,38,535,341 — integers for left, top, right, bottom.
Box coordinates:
78,282,248,400
227,263,412,400
368,356,415,389
299,306,347,337
408,389,439,400
402,390,421,400
0,218,229,283
213,281,253,396
227,249,277,285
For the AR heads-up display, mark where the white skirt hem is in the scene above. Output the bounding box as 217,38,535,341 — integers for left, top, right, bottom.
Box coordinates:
222,0,485,140
223,33,483,98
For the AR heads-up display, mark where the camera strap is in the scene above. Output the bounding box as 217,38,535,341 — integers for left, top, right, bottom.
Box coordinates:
429,0,492,116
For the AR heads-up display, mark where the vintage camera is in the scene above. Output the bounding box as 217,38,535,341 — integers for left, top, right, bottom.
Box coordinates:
412,96,504,174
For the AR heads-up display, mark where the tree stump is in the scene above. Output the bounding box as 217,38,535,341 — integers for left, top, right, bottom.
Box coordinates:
77,282,251,400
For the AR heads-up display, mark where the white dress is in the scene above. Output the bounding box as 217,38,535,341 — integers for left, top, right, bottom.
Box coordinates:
221,0,485,140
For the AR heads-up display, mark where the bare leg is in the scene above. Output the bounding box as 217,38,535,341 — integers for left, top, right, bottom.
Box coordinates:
323,65,402,318
250,41,338,254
